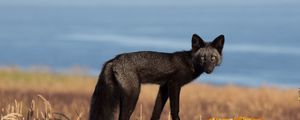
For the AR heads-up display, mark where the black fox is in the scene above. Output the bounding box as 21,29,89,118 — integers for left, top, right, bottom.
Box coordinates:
89,34,225,120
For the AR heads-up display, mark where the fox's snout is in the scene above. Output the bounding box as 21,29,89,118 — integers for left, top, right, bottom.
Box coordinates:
204,65,215,74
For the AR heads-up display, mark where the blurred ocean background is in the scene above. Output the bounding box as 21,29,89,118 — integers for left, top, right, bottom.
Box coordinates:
0,0,299,87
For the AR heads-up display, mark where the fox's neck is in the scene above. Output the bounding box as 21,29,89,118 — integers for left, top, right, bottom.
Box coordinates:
173,50,204,78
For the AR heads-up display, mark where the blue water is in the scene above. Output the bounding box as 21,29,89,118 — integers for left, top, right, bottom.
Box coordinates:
0,4,299,87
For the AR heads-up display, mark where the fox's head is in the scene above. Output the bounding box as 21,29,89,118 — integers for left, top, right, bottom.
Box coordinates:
191,34,225,74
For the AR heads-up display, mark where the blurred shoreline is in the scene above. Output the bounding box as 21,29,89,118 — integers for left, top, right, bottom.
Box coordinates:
0,65,298,88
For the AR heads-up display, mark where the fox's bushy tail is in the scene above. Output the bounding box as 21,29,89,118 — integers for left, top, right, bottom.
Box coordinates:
89,61,119,120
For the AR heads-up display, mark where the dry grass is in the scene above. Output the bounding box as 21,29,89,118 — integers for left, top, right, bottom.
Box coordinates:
1,94,82,120
0,67,299,120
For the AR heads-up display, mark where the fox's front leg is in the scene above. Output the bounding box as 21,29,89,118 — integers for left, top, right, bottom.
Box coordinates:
151,84,169,120
169,83,181,120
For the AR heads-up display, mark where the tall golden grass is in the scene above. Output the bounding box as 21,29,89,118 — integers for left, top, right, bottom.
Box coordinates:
0,67,299,120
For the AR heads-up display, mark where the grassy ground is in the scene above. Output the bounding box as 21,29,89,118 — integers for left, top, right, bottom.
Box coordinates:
0,67,299,120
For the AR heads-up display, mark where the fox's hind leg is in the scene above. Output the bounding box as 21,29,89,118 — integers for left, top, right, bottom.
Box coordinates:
118,85,140,120
113,69,141,120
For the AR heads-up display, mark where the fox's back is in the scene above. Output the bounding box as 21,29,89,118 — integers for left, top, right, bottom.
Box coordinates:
117,51,172,67
111,51,180,84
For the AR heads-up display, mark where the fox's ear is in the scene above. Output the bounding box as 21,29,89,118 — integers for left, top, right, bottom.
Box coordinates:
192,34,205,52
211,34,225,55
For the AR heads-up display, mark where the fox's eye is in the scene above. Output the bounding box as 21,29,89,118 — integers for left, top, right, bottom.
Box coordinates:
211,56,216,61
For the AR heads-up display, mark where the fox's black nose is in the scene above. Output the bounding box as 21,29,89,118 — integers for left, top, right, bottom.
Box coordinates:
205,69,213,74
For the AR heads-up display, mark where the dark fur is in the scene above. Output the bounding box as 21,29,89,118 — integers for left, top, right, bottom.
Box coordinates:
89,34,225,120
